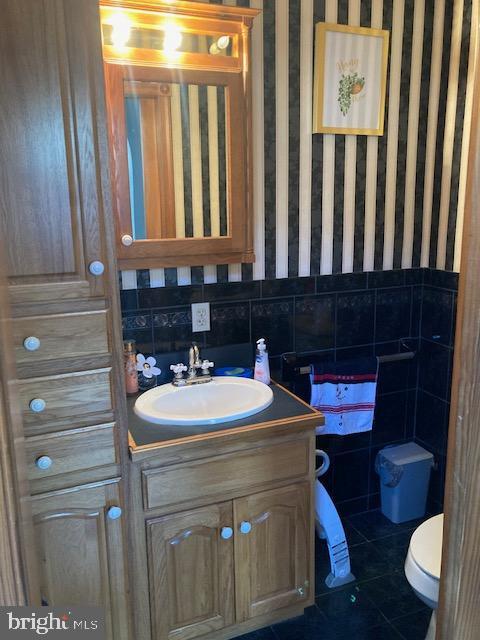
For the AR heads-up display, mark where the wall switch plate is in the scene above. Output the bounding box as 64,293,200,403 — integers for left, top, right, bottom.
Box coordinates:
191,302,211,332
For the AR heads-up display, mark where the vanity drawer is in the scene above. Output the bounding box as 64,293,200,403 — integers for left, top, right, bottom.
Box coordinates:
142,438,311,511
25,423,117,482
18,368,113,435
13,310,109,368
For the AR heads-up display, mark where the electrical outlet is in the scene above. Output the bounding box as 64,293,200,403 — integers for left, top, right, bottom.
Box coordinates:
191,302,211,332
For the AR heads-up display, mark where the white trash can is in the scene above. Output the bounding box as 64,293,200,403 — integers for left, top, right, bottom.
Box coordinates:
375,442,434,524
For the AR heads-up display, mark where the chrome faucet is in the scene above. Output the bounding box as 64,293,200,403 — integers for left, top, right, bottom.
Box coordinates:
170,343,214,386
188,342,201,378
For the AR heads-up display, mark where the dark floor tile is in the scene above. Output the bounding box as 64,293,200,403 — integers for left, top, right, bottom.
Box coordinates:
232,627,278,640
272,605,327,640
347,509,418,541
317,539,393,593
374,530,414,569
295,295,335,352
390,608,432,640
336,291,375,348
261,276,315,298
336,496,369,516
361,572,425,621
315,584,385,635
375,288,412,343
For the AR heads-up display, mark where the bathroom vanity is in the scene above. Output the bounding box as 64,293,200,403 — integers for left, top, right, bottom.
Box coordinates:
127,382,323,640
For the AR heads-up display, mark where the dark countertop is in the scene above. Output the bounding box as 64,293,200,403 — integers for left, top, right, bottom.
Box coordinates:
128,380,321,450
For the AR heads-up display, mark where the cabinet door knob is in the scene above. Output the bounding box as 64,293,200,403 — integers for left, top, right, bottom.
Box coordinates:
220,527,233,540
107,506,122,520
239,521,252,534
296,586,306,597
23,336,41,351
29,398,46,413
35,455,52,470
121,234,133,246
88,260,105,276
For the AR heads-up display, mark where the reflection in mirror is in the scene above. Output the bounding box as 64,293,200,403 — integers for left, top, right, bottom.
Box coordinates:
125,81,228,241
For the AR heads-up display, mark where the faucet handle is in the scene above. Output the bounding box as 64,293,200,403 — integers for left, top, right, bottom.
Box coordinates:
201,360,214,374
170,363,187,378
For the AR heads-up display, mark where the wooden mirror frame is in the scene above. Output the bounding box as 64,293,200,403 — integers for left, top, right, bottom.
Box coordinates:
100,0,259,269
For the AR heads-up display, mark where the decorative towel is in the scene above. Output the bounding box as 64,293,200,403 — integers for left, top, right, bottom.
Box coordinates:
310,358,379,436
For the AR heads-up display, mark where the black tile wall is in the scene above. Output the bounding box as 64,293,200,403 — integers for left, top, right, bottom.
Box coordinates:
120,268,458,516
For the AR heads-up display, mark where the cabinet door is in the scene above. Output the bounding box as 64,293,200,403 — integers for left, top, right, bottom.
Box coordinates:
147,502,234,640
234,483,312,621
31,479,130,640
0,0,111,304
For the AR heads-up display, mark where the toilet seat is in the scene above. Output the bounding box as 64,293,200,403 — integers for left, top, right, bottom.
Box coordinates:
404,514,443,609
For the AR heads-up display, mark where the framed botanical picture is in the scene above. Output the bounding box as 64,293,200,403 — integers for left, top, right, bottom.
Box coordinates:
313,23,389,135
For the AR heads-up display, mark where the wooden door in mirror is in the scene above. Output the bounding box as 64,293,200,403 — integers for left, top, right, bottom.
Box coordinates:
100,0,259,269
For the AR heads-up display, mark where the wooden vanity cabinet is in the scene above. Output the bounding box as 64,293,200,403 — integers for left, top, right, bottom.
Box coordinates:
31,479,130,640
130,426,316,640
147,502,235,640
147,483,311,640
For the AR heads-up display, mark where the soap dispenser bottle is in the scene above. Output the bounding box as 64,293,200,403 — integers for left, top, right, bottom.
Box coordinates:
254,338,271,385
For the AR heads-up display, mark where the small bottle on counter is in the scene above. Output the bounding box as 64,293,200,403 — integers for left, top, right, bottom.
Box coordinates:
254,337,271,385
124,339,139,395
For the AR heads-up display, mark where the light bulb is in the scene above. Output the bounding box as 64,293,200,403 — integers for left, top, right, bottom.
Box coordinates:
163,24,182,53
110,13,131,49
217,36,230,50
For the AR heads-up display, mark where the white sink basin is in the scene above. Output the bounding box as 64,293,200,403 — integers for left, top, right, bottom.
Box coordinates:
134,376,273,426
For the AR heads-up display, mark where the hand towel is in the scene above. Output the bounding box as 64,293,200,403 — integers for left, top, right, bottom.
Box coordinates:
310,358,379,436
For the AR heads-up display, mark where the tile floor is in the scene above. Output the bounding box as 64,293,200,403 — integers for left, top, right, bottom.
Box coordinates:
233,509,433,640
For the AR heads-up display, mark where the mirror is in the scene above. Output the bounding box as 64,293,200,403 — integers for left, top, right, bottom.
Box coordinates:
124,80,229,241
100,0,259,268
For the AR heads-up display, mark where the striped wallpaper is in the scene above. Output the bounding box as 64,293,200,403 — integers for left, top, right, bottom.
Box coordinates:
120,0,474,290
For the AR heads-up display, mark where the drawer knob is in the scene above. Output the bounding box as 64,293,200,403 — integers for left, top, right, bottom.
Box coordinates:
29,398,46,413
89,260,105,276
121,234,133,247
239,521,252,535
107,506,122,520
23,336,41,352
220,527,233,540
35,455,52,470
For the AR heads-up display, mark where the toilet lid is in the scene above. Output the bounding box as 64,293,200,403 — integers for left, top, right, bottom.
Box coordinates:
409,514,444,579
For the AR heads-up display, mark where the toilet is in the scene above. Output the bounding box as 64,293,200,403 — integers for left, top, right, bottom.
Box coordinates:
404,513,444,640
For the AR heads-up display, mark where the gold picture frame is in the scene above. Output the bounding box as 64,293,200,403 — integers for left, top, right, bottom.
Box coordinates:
313,23,390,135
